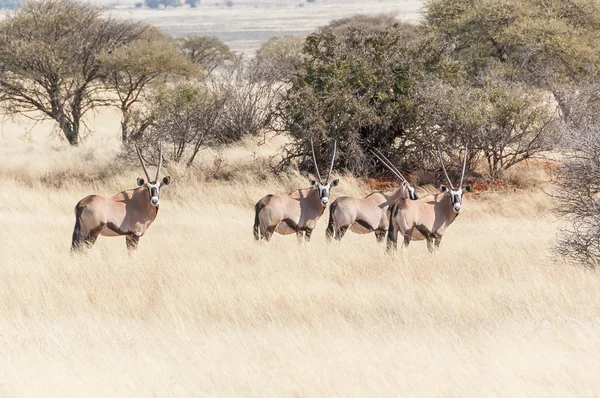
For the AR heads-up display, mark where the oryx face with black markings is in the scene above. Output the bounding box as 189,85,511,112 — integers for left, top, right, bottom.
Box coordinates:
440,185,472,214
137,176,171,207
310,178,340,206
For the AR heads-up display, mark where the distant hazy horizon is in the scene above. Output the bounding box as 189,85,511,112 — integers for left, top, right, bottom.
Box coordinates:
106,0,423,55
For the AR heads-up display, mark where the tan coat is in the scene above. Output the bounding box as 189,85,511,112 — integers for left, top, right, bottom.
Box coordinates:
327,185,414,241
254,187,327,241
388,192,459,252
72,187,159,252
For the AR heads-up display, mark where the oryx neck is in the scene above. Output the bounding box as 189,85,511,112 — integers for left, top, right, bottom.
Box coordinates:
388,187,409,201
134,186,160,215
439,192,458,219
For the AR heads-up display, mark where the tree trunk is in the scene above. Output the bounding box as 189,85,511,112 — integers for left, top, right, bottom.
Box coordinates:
56,116,78,146
121,117,129,143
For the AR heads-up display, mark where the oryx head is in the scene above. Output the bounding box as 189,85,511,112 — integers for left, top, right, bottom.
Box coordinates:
309,138,340,206
438,146,472,214
370,149,418,200
135,140,171,207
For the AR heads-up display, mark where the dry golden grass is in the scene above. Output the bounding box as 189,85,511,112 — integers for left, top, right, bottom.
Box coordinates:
1,112,600,397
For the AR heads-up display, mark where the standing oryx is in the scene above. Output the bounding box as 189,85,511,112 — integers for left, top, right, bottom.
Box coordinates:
387,147,472,253
326,150,418,242
253,139,339,242
71,141,171,253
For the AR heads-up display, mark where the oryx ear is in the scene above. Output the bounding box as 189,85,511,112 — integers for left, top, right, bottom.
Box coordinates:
310,179,318,187
465,184,473,192
330,179,339,187
440,184,448,192
162,176,171,186
137,178,145,187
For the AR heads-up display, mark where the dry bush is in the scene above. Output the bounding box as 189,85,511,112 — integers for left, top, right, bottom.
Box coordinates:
554,128,600,267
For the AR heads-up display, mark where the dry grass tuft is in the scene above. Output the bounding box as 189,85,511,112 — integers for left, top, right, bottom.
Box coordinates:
1,113,599,397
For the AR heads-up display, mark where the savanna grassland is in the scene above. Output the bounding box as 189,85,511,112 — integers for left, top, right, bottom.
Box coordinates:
1,110,600,397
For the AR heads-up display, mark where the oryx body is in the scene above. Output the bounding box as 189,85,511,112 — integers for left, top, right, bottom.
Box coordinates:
71,142,170,252
253,139,339,242
388,147,472,252
326,150,417,242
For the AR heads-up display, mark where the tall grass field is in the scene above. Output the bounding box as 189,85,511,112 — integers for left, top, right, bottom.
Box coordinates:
1,109,599,396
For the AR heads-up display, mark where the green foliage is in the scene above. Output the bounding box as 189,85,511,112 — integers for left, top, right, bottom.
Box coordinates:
277,16,425,175
425,0,600,88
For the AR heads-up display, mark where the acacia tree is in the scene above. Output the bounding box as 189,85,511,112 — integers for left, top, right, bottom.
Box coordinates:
178,35,233,73
424,0,600,117
100,27,198,142
0,0,145,145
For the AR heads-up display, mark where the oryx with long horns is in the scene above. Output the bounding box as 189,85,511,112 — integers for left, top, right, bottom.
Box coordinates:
326,149,418,242
253,139,339,242
71,141,171,253
387,146,472,252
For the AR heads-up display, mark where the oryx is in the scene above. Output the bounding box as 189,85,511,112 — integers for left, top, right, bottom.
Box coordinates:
326,149,418,242
253,139,339,242
387,147,472,252
71,141,171,253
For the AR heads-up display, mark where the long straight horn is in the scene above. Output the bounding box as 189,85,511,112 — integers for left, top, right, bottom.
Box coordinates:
134,141,151,182
310,138,323,183
371,149,408,183
326,139,337,183
437,146,455,190
459,145,468,188
155,139,163,182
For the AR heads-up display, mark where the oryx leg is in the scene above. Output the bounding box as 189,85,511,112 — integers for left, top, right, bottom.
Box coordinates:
375,230,386,243
416,226,436,253
335,226,348,241
387,225,398,252
304,229,313,242
126,235,140,252
434,233,442,250
261,226,275,242
398,227,414,265
72,224,103,253
403,227,415,248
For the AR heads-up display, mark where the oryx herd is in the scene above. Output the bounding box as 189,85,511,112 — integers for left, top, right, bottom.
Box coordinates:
71,139,471,254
